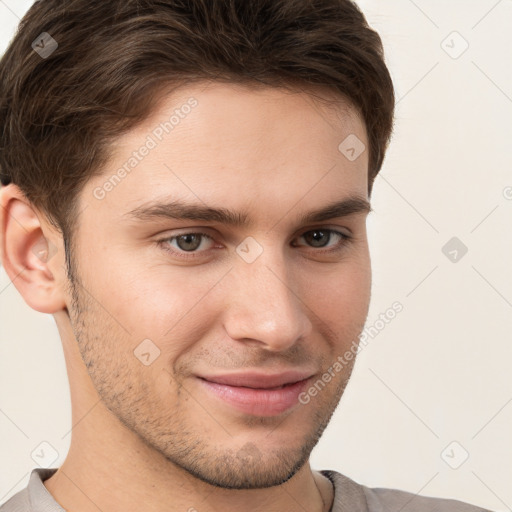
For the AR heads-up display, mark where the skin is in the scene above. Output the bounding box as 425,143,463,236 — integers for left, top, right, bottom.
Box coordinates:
0,81,371,512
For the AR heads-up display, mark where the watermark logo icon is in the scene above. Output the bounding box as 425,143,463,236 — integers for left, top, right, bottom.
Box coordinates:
31,32,58,59
441,441,469,469
134,338,161,366
442,237,468,263
31,441,59,468
31,238,58,263
236,236,264,263
441,31,469,60
338,134,366,162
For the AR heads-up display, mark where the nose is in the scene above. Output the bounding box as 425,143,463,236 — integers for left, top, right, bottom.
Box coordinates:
222,250,313,352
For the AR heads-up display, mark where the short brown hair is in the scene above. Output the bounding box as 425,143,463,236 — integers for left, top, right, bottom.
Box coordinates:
0,0,394,243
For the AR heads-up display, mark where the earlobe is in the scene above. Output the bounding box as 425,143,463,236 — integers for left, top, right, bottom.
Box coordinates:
0,184,66,314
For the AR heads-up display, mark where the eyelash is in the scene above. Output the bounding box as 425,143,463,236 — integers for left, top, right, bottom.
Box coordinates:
156,228,352,260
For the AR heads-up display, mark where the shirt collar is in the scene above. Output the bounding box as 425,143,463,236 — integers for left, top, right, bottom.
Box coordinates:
28,468,64,512
27,467,369,512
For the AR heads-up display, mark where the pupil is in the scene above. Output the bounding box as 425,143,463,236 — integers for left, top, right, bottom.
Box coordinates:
178,234,201,251
308,230,328,247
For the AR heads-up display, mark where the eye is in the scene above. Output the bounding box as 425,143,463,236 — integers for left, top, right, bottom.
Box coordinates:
158,231,215,258
292,229,351,252
157,228,352,260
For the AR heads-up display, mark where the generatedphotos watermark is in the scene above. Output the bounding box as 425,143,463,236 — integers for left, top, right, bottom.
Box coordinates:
93,97,198,200
298,301,403,405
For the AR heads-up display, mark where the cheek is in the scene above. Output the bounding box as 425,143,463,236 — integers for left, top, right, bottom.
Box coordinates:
300,257,371,320
98,261,227,356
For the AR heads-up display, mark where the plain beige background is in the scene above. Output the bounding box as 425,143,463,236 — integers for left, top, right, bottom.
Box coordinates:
1,1,511,510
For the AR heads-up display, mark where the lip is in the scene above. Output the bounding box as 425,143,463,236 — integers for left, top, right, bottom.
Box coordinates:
196,370,315,417
198,370,314,388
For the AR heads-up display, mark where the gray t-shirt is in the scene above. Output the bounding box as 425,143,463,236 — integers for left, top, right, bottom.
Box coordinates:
0,467,492,512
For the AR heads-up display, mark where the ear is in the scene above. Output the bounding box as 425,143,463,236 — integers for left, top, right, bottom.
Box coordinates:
0,184,67,314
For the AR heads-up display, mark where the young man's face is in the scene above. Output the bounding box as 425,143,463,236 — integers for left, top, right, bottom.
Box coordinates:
59,82,371,488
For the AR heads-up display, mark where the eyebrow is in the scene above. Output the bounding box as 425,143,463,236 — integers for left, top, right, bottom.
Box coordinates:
122,195,372,228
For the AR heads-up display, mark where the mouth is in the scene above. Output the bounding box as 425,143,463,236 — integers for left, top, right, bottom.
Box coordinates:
196,370,315,417
197,369,315,389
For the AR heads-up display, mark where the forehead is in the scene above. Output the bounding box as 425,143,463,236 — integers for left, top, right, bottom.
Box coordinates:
81,81,369,227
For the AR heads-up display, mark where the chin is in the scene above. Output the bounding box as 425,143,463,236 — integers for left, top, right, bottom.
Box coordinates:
160,430,319,490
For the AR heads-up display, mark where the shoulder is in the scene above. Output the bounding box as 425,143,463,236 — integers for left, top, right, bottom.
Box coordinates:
320,470,493,512
0,487,30,512
0,468,59,512
363,486,492,512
